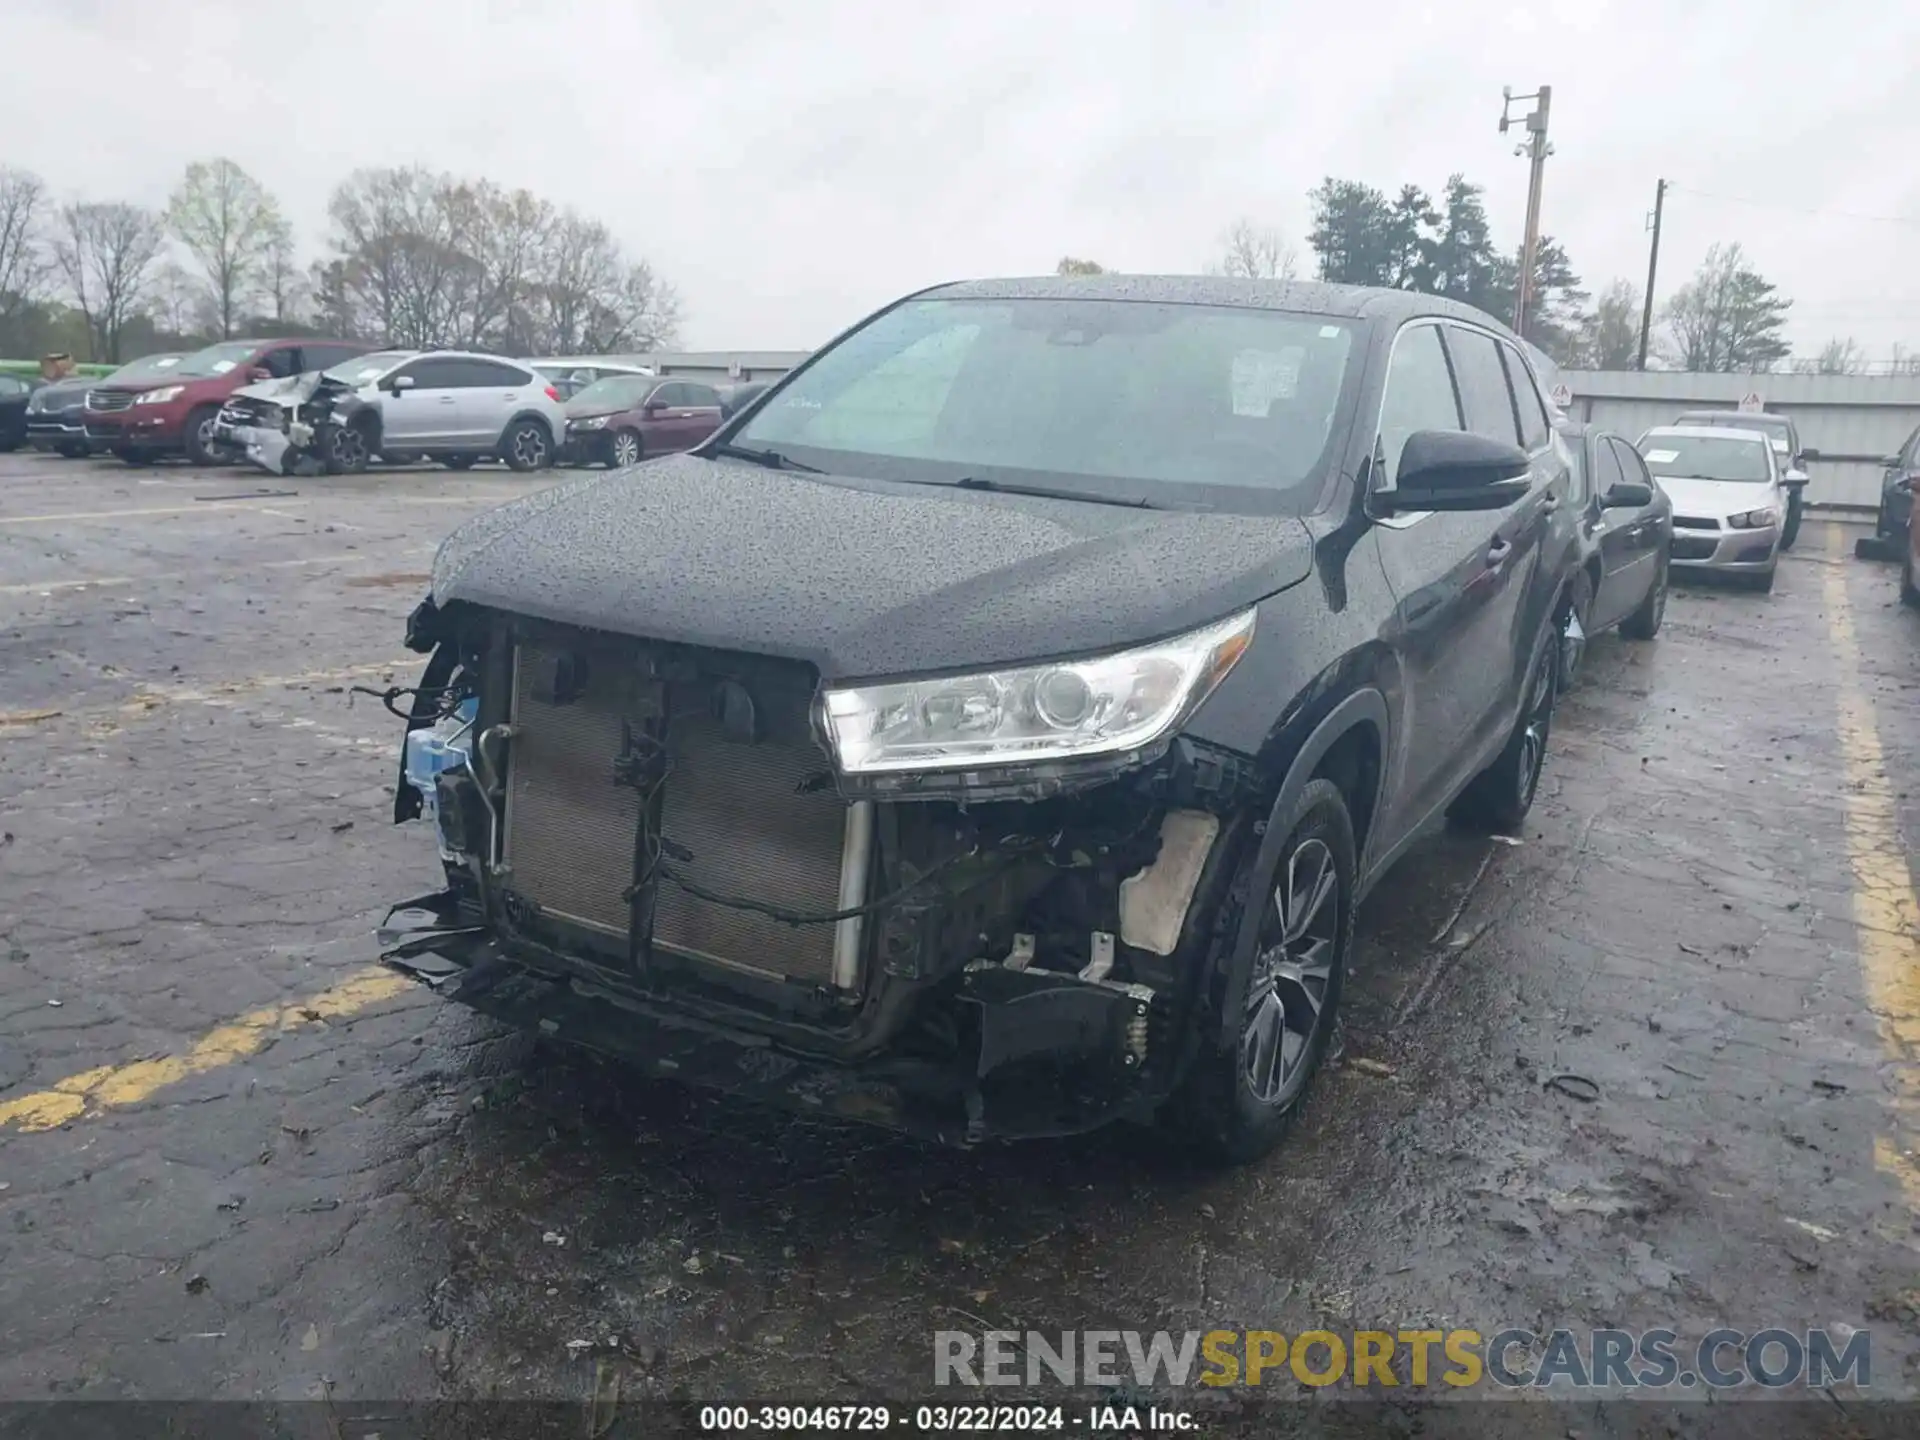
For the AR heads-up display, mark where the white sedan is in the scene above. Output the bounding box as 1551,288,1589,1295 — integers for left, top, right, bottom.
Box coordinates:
1636,425,1788,592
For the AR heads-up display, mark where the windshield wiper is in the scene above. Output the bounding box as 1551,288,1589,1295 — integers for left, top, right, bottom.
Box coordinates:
707,441,823,474
921,475,1199,512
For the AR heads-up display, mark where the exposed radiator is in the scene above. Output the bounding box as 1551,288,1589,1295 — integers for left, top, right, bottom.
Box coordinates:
501,637,850,986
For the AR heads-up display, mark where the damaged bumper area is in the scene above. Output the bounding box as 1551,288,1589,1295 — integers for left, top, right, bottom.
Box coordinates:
216,372,362,476
377,603,1260,1144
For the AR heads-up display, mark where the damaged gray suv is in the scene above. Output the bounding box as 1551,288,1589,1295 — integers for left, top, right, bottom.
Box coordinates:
378,275,1577,1163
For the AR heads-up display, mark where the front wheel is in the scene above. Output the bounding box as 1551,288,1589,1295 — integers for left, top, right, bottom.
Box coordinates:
1169,778,1353,1166
502,420,552,473
1449,637,1556,834
183,405,222,467
608,428,642,469
1780,489,1804,550
324,422,371,475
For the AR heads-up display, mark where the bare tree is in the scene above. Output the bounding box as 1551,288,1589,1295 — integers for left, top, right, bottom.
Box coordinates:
1211,217,1297,281
259,218,309,326
1889,343,1920,378
1573,278,1643,370
1659,242,1792,374
147,260,210,339
1811,336,1865,376
523,212,680,353
166,158,287,338
53,201,166,362
0,167,51,341
1055,256,1105,275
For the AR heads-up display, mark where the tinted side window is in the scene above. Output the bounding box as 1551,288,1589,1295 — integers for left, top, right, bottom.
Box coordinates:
396,358,463,389
261,348,301,378
1500,343,1551,450
680,382,722,408
1377,323,1463,484
1446,326,1521,446
660,382,693,406
461,359,533,388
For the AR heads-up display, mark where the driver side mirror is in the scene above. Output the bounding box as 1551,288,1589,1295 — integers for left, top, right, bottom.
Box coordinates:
1382,430,1533,513
387,374,416,395
643,399,665,416
1602,480,1654,510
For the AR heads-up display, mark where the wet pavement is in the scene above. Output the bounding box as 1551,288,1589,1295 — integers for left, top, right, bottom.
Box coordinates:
3,448,1919,1429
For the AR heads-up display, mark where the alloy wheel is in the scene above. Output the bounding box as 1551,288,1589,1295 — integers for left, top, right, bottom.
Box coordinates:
331,426,367,470
612,431,639,468
512,426,549,468
1516,650,1554,811
1241,837,1339,1106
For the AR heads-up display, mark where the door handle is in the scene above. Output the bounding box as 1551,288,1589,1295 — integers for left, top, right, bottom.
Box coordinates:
1539,493,1560,512
1485,537,1513,569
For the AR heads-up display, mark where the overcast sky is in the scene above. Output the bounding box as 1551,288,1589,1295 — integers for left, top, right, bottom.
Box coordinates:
7,0,1919,359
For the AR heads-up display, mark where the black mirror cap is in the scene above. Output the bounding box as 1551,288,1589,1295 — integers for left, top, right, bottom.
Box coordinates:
1602,481,1655,510
1386,429,1533,512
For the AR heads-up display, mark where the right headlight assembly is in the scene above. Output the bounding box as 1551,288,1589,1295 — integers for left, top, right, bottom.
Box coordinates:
822,609,1256,776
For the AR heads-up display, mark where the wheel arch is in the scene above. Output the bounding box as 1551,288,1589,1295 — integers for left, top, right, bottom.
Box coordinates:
1212,686,1389,1049
502,410,555,443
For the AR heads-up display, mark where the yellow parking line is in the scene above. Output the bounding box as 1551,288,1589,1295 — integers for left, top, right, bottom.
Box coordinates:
1821,523,1920,1211
0,966,413,1133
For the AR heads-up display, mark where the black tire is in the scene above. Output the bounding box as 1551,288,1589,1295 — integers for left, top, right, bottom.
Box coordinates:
116,448,155,467
1619,553,1669,640
1169,778,1353,1166
1780,489,1803,550
608,427,643,469
1449,636,1556,834
55,442,88,459
441,455,476,471
501,419,553,473
1901,543,1919,609
1751,564,1777,594
183,405,222,466
323,420,372,476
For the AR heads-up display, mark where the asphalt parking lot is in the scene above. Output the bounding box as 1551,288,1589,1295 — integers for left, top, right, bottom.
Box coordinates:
3,449,1919,1430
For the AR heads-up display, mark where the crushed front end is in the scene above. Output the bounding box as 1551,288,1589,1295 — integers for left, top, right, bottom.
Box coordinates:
217,373,363,476
379,598,1260,1145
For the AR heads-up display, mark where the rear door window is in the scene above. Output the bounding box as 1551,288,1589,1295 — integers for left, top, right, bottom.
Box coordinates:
458,359,535,388
680,382,723,409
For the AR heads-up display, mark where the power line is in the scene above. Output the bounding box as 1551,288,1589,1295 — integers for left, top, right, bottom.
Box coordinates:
1665,183,1920,229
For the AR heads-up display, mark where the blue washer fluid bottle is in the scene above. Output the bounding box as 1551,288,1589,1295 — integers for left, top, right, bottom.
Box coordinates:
404,697,479,860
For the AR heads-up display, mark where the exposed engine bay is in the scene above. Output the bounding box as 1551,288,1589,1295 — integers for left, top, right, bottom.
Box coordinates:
377,597,1266,1144
214,371,380,476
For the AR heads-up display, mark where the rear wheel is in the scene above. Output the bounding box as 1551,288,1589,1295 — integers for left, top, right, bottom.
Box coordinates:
183,405,222,466
1619,554,1669,639
441,455,477,471
502,419,552,473
1170,778,1353,1166
1449,637,1556,834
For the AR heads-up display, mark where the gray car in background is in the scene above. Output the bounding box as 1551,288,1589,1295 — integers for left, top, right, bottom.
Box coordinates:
1672,409,1816,549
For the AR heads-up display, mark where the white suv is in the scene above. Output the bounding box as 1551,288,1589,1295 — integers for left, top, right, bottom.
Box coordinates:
315,350,567,474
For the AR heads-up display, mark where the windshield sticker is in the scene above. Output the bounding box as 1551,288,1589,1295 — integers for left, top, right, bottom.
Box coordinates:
1644,449,1679,464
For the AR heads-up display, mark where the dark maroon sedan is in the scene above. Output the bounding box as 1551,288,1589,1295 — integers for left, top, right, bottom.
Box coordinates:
562,374,726,468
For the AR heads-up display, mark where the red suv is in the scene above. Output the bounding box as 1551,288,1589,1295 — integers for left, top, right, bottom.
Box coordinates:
85,337,373,466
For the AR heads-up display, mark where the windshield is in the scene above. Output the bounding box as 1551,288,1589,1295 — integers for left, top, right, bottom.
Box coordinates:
569,375,656,410
175,341,261,378
327,351,412,384
729,296,1362,511
109,353,183,382
1640,434,1773,483
1682,412,1792,454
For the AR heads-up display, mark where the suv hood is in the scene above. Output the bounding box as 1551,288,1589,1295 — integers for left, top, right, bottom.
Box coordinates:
430,453,1316,680
1655,474,1776,517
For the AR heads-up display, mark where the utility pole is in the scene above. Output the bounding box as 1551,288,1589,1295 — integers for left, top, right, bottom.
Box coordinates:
1499,85,1553,338
1637,178,1667,371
